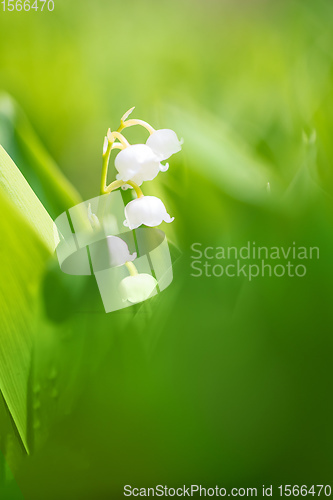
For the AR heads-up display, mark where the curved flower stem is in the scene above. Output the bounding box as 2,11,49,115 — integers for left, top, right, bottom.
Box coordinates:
125,261,139,277
100,139,114,195
100,133,126,195
111,143,125,151
125,181,144,197
100,109,154,195
105,179,144,198
109,130,130,147
120,119,155,135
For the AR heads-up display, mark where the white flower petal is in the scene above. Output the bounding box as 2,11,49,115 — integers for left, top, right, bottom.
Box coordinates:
106,236,136,267
124,196,174,230
160,162,169,172
163,213,175,223
119,273,158,304
146,129,182,161
115,144,162,184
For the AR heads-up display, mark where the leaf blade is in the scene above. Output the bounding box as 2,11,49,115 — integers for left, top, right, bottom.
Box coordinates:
0,146,55,454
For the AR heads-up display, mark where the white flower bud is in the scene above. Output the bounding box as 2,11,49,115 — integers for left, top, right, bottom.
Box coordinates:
88,203,100,229
103,136,108,155
146,129,183,161
115,144,166,186
119,273,158,304
121,106,135,122
124,196,174,230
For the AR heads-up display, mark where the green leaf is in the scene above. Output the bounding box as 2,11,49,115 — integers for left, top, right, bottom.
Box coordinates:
0,392,26,480
0,93,81,218
0,146,54,454
0,145,54,253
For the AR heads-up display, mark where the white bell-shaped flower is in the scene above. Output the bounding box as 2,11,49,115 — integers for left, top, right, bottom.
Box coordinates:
124,196,174,230
106,236,136,267
146,129,183,161
119,273,158,304
115,144,168,186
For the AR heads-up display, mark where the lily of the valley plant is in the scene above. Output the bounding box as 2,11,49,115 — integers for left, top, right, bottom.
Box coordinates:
98,107,182,303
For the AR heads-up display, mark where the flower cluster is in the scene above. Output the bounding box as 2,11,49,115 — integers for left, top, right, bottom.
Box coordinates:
100,107,182,230
97,107,182,304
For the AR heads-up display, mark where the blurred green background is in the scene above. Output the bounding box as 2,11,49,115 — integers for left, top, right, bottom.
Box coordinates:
0,0,333,498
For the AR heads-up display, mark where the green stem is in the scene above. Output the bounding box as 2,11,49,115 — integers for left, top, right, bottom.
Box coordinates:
100,140,113,195
100,112,154,195
100,122,128,195
105,179,144,198
125,261,139,276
